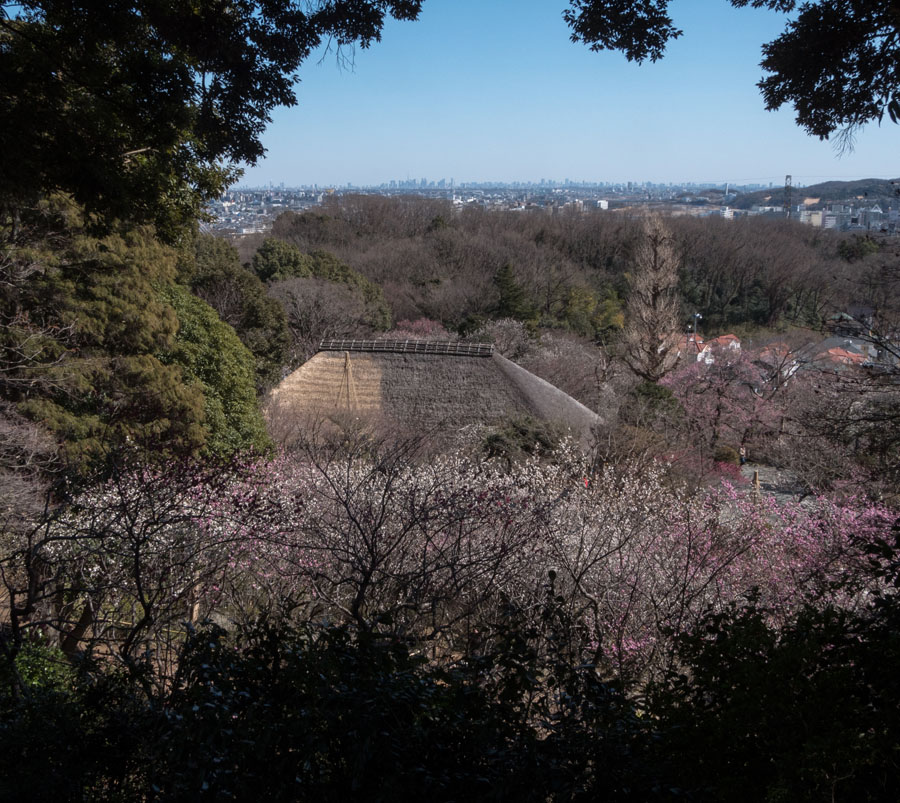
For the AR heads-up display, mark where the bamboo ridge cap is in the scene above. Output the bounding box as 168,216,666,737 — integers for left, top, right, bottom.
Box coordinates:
318,339,494,357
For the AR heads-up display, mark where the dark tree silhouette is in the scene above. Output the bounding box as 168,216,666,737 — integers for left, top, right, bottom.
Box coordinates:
0,1,425,232
565,0,900,140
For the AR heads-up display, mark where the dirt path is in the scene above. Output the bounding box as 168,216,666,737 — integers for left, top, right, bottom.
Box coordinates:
739,463,807,505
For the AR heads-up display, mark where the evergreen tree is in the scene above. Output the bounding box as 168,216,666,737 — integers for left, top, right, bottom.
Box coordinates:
191,234,290,390
621,216,682,382
0,1,426,235
492,263,532,321
3,202,267,473
251,238,313,283
158,286,271,456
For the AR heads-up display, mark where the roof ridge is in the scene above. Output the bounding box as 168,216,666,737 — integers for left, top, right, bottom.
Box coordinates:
318,339,494,357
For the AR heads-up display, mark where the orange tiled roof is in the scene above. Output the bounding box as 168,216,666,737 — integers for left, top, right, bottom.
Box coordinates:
814,347,866,365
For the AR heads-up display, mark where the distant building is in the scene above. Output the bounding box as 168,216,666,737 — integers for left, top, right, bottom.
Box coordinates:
801,335,879,372
756,342,801,382
709,207,734,220
676,334,704,359
698,334,741,364
798,210,823,227
860,204,883,230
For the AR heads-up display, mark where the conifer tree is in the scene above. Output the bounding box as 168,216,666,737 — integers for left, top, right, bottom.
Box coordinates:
493,263,532,321
621,216,682,382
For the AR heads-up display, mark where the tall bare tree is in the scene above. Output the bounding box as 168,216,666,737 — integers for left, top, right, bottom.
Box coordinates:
621,216,682,382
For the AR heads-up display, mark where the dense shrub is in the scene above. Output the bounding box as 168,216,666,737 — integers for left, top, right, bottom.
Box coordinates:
190,234,290,390
649,592,900,800
159,285,271,456
713,444,740,465
0,603,668,801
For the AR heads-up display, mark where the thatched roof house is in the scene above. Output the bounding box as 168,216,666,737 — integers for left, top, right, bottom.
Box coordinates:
266,340,601,447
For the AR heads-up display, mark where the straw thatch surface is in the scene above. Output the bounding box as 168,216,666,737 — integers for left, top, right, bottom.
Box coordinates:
266,346,601,447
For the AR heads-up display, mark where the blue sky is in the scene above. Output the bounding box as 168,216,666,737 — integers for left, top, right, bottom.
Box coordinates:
240,0,898,188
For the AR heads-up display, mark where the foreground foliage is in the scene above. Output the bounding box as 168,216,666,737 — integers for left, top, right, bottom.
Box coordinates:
0,0,425,235
0,445,895,799
2,535,898,802
567,0,900,139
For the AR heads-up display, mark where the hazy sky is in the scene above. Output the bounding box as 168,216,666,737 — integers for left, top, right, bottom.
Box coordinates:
240,0,898,188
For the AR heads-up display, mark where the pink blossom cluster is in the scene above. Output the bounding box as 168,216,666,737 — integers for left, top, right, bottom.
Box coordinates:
28,443,894,679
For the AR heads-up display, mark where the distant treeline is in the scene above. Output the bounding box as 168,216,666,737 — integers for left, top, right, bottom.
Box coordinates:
240,194,898,340
731,176,900,210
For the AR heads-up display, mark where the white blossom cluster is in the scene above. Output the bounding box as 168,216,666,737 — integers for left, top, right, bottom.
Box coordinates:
14,444,892,679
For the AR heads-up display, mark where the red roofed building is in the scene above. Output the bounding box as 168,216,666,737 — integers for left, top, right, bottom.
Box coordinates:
814,347,866,366
699,334,741,364
676,334,705,357
706,334,741,350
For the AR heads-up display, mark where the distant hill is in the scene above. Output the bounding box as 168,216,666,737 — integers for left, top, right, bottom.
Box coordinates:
731,177,900,210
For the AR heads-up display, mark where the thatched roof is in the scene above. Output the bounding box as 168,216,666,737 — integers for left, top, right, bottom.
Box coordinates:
265,340,601,447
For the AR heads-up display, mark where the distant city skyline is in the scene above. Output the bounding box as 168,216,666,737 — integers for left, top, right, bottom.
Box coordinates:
238,176,898,192
240,0,898,189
